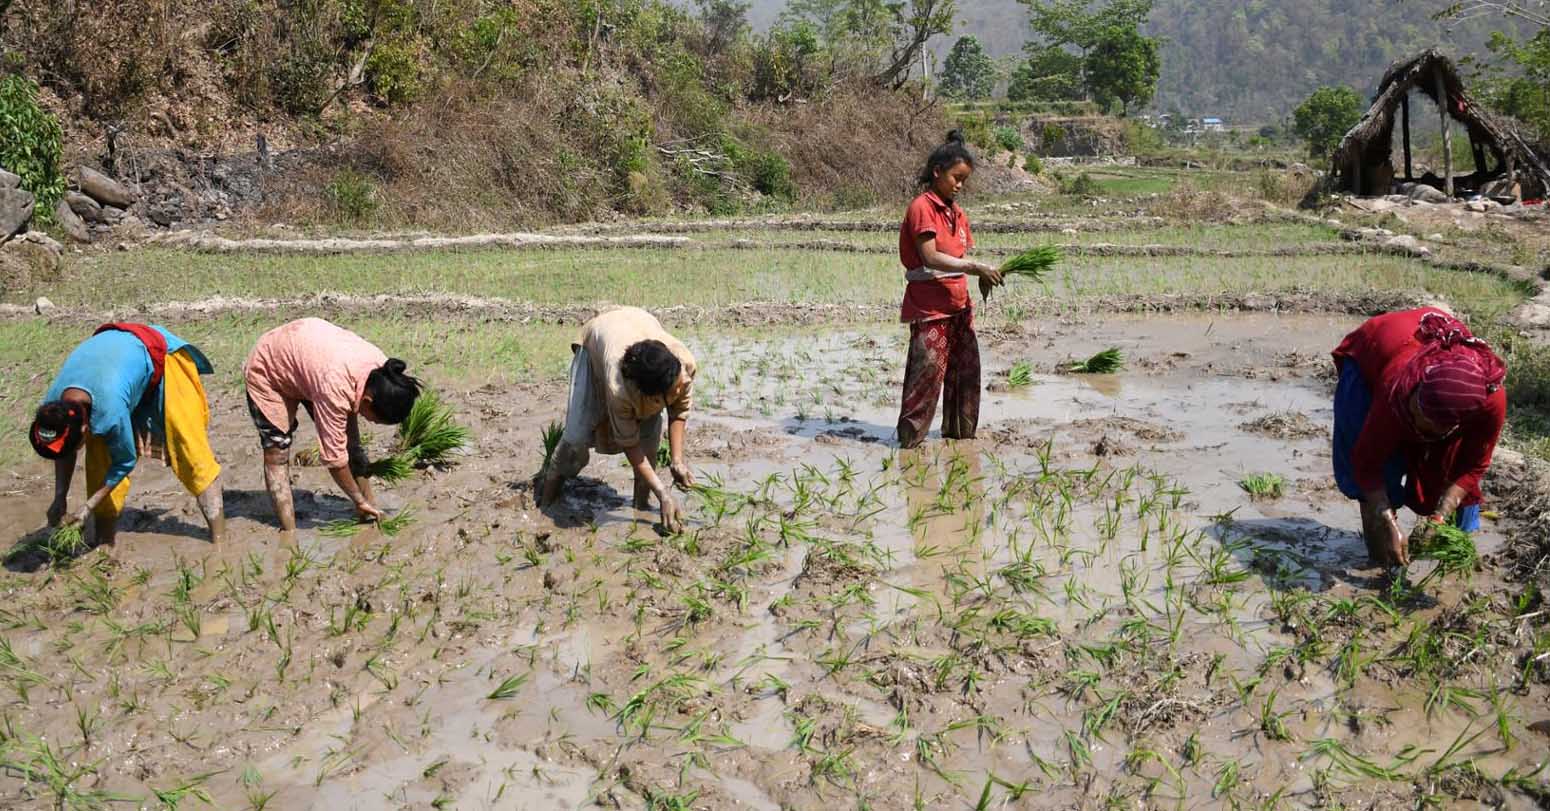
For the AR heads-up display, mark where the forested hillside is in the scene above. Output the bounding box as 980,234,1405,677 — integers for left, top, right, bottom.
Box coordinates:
736,0,1523,119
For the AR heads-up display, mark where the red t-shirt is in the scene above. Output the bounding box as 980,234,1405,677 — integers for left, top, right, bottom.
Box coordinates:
1333,307,1506,505
899,192,974,323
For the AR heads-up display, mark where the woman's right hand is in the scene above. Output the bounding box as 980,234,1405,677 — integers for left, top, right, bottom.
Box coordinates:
1374,511,1410,567
355,500,385,522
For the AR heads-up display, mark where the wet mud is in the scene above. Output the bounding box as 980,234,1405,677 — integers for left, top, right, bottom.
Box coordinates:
0,313,1545,810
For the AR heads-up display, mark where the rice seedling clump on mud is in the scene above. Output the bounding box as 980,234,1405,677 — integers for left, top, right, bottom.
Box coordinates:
45,523,86,562
1238,473,1285,500
1007,361,1035,388
540,420,564,470
1068,347,1124,374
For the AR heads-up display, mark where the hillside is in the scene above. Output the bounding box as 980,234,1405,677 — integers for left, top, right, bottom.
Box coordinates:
734,0,1521,120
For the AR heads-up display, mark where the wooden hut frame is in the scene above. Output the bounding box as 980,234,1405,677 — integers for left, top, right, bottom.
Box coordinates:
1327,49,1550,200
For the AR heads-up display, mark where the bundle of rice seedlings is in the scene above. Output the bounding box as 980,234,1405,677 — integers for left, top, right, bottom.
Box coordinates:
367,453,415,484
319,519,366,538
45,523,86,562
1007,361,1035,388
378,507,416,537
1238,473,1285,500
1067,347,1124,374
540,421,564,469
1411,523,1479,577
397,389,470,467
999,246,1062,282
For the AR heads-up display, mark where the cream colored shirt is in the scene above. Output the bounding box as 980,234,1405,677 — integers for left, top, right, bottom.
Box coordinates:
579,307,696,449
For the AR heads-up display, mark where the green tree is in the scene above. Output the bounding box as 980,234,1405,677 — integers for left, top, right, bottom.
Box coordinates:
1086,25,1159,114
696,0,751,54
939,35,995,99
0,74,65,222
1018,0,1156,102
1292,85,1363,158
1007,46,1084,102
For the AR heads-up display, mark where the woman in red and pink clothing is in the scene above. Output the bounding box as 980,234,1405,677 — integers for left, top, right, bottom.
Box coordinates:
896,131,1003,449
1332,307,1507,567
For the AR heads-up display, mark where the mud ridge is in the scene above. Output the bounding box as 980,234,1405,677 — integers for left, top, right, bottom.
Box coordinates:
0,289,1426,326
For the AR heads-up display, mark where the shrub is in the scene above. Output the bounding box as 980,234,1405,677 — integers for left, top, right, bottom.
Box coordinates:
269,43,334,116
365,37,425,106
324,168,379,222
995,126,1023,153
1023,154,1043,175
0,74,66,223
1059,172,1099,196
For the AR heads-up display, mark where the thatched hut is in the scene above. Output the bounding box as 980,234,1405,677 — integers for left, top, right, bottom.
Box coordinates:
1327,49,1549,200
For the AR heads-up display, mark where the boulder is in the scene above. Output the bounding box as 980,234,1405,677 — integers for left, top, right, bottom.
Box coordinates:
33,297,54,314
0,168,19,189
1403,183,1451,204
65,191,104,223
1510,288,1550,330
78,166,134,208
1383,234,1430,255
0,231,62,294
54,198,91,243
0,186,34,238
100,205,126,225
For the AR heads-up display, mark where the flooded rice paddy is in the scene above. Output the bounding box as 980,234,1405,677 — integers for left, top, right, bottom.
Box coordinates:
0,313,1545,809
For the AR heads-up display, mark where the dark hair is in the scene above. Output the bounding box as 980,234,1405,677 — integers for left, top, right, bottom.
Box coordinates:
364,359,422,424
917,130,975,187
30,400,88,459
621,340,682,397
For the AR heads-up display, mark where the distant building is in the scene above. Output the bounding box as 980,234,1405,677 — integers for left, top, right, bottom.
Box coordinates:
1201,117,1226,132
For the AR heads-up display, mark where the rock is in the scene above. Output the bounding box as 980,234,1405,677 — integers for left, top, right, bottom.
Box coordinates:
33,297,53,314
1464,200,1489,213
100,205,125,224
78,166,134,208
1403,183,1451,204
0,232,62,293
0,186,34,238
54,199,90,243
65,191,104,223
0,168,19,189
1510,288,1550,330
1383,234,1430,255
1060,227,1078,236
1425,233,1444,242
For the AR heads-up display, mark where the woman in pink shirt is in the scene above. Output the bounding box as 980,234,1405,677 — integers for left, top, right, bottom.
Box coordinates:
244,318,422,536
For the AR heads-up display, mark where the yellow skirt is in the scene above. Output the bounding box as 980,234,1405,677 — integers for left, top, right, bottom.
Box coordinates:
86,349,222,518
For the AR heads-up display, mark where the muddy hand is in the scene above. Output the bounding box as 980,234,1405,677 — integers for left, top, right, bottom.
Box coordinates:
659,494,684,534
979,276,995,302
1376,513,1409,567
355,500,385,522
670,462,696,491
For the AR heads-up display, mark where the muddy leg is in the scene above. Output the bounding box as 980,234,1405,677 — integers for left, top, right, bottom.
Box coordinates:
92,511,119,548
941,313,981,440
263,447,297,536
196,474,226,545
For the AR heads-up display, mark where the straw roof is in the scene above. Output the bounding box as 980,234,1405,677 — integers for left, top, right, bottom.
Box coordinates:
1328,49,1550,197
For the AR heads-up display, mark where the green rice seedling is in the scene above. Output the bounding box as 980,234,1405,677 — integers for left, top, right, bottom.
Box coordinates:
153,772,219,810
999,245,1062,282
1301,738,1406,781
1259,687,1293,741
540,421,564,469
487,672,530,700
1238,473,1285,500
1006,361,1035,388
397,389,471,467
1067,347,1124,374
378,507,416,537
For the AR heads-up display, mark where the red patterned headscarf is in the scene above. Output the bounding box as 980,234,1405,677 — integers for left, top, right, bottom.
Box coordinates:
1388,310,1506,431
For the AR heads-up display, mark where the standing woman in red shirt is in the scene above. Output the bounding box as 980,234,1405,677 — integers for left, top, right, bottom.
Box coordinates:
1331,307,1507,567
895,131,1004,449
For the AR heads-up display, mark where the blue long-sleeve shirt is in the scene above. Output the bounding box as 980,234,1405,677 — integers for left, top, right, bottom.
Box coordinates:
43,326,211,488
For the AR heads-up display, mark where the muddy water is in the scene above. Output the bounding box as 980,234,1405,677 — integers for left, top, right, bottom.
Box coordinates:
0,313,1545,810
